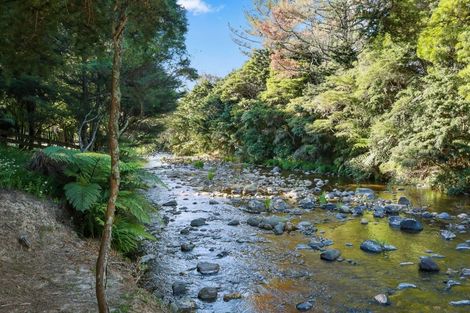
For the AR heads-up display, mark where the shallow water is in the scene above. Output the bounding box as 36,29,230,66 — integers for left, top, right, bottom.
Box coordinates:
143,155,470,313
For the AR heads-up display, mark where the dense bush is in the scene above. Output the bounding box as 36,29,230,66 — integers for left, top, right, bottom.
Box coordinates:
23,146,157,254
167,0,470,194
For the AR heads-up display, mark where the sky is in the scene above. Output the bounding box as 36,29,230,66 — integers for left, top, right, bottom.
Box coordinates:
177,0,254,81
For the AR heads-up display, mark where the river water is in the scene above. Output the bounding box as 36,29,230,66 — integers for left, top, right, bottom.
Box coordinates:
142,154,470,313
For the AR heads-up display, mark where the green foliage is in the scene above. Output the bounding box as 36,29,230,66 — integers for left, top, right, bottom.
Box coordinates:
207,169,216,181
33,147,156,253
319,192,328,205
192,160,204,169
0,145,55,197
64,182,102,213
166,1,470,194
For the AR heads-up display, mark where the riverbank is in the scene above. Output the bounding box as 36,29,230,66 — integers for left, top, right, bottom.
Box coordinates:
0,189,168,313
142,154,470,312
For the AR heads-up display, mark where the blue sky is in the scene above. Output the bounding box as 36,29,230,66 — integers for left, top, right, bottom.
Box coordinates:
178,0,253,80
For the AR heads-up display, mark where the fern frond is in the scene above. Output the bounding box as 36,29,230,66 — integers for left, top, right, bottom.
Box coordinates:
64,182,102,212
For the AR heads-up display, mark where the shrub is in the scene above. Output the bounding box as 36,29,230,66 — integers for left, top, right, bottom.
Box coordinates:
30,146,157,253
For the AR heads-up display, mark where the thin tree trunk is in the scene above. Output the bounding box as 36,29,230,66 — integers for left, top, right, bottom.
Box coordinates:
95,2,127,312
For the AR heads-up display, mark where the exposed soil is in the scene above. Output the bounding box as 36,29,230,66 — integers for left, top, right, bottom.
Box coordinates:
0,190,167,313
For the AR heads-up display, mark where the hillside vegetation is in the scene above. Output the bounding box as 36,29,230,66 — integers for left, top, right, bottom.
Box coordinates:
168,0,470,194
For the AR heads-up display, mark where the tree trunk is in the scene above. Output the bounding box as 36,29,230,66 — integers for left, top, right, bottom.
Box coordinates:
95,2,127,312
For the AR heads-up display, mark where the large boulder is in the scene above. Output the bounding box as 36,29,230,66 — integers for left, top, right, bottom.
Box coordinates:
400,218,423,233
298,197,315,210
197,262,220,275
198,287,218,302
320,249,341,261
419,257,440,272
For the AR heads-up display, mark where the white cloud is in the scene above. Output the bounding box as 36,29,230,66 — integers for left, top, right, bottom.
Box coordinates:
177,0,213,14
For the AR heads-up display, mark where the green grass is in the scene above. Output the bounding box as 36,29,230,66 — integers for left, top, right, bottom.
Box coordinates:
192,160,204,169
0,145,55,198
207,168,216,180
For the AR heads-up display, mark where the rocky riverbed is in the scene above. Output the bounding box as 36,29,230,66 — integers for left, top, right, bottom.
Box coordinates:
142,154,470,313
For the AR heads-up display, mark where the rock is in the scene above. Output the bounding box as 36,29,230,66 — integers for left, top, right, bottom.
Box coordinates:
259,222,273,230
355,188,375,199
228,219,240,226
247,217,262,227
197,262,220,275
456,242,470,251
373,207,385,218
273,223,285,235
445,280,461,290
374,294,389,305
400,262,414,266
309,238,333,250
422,212,433,218
462,268,470,276
140,254,156,264
440,230,456,240
297,221,316,234
271,197,289,212
298,197,315,210
296,301,314,311
419,257,440,272
181,243,195,252
271,166,281,174
243,184,258,196
400,218,423,232
360,240,383,253
353,206,365,216
397,283,417,290
264,216,287,227
398,197,411,206
172,281,187,296
321,203,337,210
449,300,470,306
180,227,190,235
437,212,451,220
320,249,341,261
383,244,397,251
388,216,404,228
336,213,347,220
190,218,206,227
216,251,229,258
384,204,401,215
458,213,468,219
223,292,242,302
338,205,352,214
209,200,219,205
18,234,31,249
162,200,177,207
170,298,196,313
360,218,369,225
198,287,218,302
245,199,266,214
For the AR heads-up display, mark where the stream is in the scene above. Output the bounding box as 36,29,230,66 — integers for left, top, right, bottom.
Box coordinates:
142,154,470,313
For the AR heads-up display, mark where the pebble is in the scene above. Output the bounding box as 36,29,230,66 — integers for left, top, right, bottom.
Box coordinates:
223,292,242,302
374,294,389,305
397,283,417,290
296,301,314,311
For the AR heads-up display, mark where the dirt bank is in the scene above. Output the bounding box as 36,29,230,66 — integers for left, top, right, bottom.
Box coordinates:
0,190,166,313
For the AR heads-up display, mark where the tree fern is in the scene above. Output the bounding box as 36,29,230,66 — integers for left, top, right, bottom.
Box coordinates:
64,182,102,212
